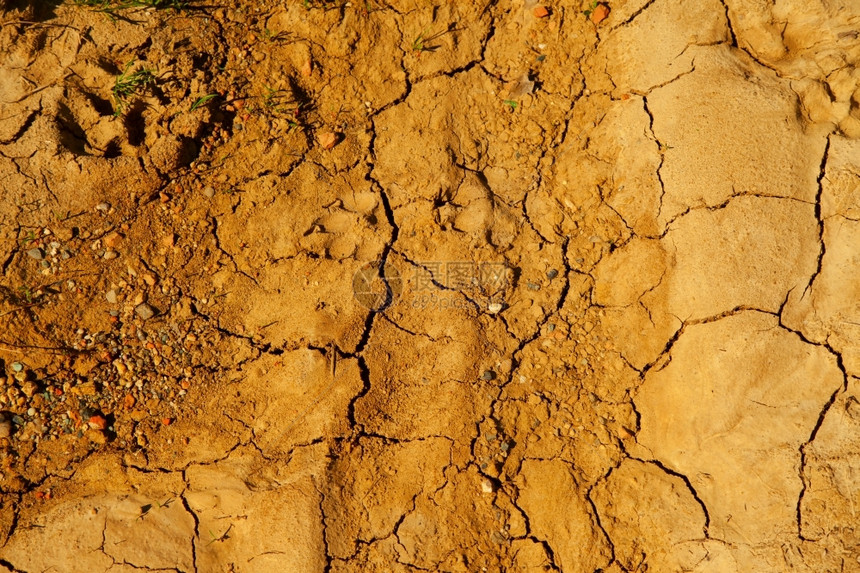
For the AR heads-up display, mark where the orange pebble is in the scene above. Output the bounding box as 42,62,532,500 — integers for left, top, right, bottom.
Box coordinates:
591,3,610,24
317,131,339,149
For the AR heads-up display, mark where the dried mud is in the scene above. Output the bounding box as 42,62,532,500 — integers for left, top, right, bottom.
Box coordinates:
1,0,859,571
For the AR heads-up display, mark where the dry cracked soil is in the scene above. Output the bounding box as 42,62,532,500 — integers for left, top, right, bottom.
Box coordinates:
1,0,860,571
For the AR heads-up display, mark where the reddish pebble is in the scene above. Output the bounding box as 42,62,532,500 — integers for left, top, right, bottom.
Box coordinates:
162,417,173,426
533,5,550,17
318,131,339,149
88,415,108,431
590,3,610,24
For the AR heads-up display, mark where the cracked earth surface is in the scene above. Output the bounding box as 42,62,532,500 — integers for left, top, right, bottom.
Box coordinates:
1,0,860,571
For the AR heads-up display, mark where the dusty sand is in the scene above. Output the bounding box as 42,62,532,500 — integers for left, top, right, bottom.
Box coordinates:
1,0,859,571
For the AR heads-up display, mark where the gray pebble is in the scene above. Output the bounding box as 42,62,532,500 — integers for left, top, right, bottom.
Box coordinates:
481,370,497,381
135,303,157,320
546,269,558,279
11,362,23,372
26,248,44,260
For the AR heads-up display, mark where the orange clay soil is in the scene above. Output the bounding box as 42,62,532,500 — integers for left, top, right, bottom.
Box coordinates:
1,0,860,571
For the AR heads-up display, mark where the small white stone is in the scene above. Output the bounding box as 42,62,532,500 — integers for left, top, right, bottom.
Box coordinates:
135,303,156,320
26,248,44,260
488,302,503,314
481,478,495,494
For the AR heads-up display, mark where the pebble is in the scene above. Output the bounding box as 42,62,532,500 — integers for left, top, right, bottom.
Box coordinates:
488,302,503,314
135,303,157,320
96,202,111,212
547,269,558,279
481,370,497,381
590,2,610,24
481,478,495,494
103,250,118,260
103,232,123,248
0,418,10,439
202,186,215,198
106,290,118,304
11,362,23,373
318,131,339,149
26,248,44,260
86,429,107,444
